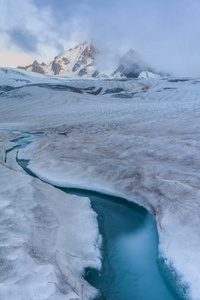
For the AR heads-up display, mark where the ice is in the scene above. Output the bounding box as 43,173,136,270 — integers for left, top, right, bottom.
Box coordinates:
0,159,101,299
19,128,200,299
1,68,200,298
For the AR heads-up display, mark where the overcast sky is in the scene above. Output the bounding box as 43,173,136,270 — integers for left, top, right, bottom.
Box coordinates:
1,0,200,76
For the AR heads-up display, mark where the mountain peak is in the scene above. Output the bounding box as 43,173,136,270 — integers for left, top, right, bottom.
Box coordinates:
50,40,99,76
126,48,137,56
17,41,159,78
55,40,97,60
112,48,152,78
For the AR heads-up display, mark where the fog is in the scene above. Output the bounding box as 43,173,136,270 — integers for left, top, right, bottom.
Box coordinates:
1,0,200,77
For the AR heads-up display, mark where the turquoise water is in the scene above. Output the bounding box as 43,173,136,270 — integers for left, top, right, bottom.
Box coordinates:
62,188,182,300
5,132,43,163
14,132,185,300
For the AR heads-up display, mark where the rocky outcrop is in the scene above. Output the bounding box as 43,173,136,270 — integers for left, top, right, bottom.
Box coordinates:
31,61,45,74
52,61,62,75
18,60,45,74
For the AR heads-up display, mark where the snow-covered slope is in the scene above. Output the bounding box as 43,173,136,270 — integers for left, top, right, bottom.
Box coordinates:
0,155,101,300
2,69,200,299
50,41,99,77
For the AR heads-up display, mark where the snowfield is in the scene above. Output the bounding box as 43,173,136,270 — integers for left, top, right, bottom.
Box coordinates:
1,68,200,299
0,158,101,300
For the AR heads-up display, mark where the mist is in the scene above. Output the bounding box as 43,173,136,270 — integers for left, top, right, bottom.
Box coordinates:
1,0,200,77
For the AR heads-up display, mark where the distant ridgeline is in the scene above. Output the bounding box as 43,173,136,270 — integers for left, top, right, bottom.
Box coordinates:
18,40,160,79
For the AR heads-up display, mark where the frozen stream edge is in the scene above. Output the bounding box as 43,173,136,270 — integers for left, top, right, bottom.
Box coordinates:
2,131,186,299
18,132,200,300
0,132,102,300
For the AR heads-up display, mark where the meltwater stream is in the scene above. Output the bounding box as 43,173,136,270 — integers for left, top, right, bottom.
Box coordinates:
6,132,184,300
63,188,180,300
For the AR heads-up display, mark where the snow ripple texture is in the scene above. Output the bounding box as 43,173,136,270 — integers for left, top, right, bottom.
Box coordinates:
1,68,200,299
0,140,101,299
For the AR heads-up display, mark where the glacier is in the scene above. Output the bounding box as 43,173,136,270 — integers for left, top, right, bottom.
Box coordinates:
0,155,101,299
1,67,200,299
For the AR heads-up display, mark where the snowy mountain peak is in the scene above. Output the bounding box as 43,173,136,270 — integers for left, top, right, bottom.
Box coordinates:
51,40,99,76
54,41,97,64
18,41,100,77
18,41,160,79
112,48,152,78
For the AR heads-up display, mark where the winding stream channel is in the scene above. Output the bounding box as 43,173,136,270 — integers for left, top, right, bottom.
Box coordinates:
5,131,185,300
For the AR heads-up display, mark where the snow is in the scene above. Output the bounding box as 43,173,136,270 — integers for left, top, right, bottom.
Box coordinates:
1,68,200,299
138,70,161,78
0,159,101,300
19,128,200,298
26,41,98,78
54,41,94,77
16,42,161,79
0,67,67,87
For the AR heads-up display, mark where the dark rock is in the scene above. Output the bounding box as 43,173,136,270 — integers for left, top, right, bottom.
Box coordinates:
163,87,177,90
32,61,45,74
72,60,83,72
82,86,96,91
168,79,190,83
104,88,125,94
62,57,70,65
82,44,99,61
18,83,83,94
18,65,31,71
52,61,62,75
92,70,99,78
78,67,87,77
87,87,103,95
112,93,133,99
18,61,45,74
0,86,15,92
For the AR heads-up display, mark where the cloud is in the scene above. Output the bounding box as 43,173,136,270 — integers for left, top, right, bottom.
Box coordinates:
6,28,38,53
0,0,90,65
1,0,200,76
